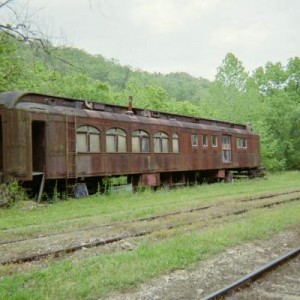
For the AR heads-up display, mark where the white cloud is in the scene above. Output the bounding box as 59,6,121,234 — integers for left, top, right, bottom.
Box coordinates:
210,22,269,49
131,0,218,34
4,0,300,80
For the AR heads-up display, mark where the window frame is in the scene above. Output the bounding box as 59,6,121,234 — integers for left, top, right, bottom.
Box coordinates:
191,134,198,147
131,130,150,153
211,135,218,147
172,133,179,153
106,127,127,153
222,135,231,163
202,135,208,147
76,125,100,153
237,137,247,149
154,131,169,153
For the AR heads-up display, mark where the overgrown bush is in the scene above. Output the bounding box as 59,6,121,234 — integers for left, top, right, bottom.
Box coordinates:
0,180,28,208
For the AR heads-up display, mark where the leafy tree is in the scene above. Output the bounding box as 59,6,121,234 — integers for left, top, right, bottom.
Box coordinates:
286,57,300,102
260,91,294,170
200,53,252,123
287,105,300,168
2,22,300,173
0,32,21,91
252,62,287,95
123,79,170,111
215,53,248,91
0,0,55,54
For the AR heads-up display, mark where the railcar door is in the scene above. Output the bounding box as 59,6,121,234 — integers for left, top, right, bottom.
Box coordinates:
31,121,46,200
222,135,231,163
32,121,46,172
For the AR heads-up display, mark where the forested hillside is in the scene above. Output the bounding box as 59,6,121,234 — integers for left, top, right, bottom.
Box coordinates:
1,32,300,171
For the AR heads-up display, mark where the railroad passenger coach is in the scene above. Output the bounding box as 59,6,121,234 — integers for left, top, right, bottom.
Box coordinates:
0,91,262,198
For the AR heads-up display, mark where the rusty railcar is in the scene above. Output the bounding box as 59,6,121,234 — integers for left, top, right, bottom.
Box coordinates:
0,91,261,197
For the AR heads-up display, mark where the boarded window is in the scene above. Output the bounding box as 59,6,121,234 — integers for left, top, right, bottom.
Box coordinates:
76,125,100,153
132,136,140,153
212,135,218,147
154,136,161,153
202,135,208,147
154,132,169,153
172,133,179,153
191,134,198,147
106,128,127,153
77,134,87,152
132,130,150,153
90,134,100,152
162,138,169,152
106,135,115,152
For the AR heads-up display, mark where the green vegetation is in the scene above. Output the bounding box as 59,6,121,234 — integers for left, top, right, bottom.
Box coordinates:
0,171,299,240
0,172,299,298
1,33,299,171
0,171,300,240
0,179,28,208
1,5,299,299
200,54,300,171
0,203,299,299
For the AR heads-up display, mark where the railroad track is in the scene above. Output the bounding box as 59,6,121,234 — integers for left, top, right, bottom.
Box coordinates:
1,189,300,246
202,246,300,300
1,193,299,265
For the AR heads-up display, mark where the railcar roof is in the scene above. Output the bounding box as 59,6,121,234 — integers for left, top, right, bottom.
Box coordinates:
0,90,253,133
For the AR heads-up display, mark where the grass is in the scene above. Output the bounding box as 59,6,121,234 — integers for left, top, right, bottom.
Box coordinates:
0,171,300,241
0,171,300,299
0,202,299,299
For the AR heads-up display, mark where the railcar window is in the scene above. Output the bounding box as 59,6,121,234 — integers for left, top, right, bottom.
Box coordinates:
212,135,218,147
132,130,150,153
106,128,127,153
202,135,208,147
172,133,179,153
237,137,247,148
76,125,100,153
222,135,231,163
191,134,198,147
154,132,169,153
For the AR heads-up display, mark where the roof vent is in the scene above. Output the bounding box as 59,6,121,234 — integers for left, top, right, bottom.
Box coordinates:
142,110,151,118
151,111,160,118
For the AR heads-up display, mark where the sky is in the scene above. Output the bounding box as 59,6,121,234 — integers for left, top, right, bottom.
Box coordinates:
6,0,300,80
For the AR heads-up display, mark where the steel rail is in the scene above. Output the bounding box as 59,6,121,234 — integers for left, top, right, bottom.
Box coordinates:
2,189,300,246
1,231,151,265
0,203,217,246
202,246,300,300
1,197,299,266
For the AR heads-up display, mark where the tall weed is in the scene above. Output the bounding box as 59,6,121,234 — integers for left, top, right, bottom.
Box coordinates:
0,180,28,208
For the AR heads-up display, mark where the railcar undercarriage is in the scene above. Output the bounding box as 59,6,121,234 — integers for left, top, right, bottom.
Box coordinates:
16,166,265,200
